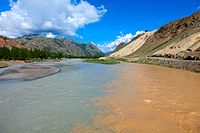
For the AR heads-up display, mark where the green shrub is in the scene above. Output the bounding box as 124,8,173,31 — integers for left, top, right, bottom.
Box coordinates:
83,58,120,65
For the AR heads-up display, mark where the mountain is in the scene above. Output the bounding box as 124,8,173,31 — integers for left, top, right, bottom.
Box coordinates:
112,42,127,53
0,35,24,49
109,11,200,60
109,30,156,58
15,35,105,57
0,35,104,57
128,11,200,59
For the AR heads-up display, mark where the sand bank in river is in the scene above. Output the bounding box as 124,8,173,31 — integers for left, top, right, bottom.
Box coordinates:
72,63,200,133
0,64,60,80
0,62,9,68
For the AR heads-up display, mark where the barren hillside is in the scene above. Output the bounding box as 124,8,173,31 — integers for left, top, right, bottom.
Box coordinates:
109,30,157,58
128,11,200,59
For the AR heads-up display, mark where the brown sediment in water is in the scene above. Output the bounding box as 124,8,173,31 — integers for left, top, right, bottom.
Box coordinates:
71,63,200,133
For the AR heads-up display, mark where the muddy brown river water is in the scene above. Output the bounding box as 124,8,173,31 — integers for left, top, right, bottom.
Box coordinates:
72,63,200,133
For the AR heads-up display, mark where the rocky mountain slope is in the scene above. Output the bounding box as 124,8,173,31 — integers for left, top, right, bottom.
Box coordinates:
128,11,200,59
0,36,24,49
109,11,200,60
0,35,104,57
109,30,157,58
153,31,200,60
18,36,105,57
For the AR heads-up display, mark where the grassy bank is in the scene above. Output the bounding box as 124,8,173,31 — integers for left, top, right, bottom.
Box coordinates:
83,58,121,65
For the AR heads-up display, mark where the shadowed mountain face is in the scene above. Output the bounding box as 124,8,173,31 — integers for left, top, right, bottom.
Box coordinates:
113,42,127,53
127,11,200,59
3,35,104,57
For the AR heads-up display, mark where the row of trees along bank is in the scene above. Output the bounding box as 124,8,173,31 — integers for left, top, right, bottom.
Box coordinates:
0,47,64,60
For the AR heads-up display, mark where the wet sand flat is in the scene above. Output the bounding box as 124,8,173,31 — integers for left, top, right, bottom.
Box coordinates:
0,64,60,80
0,62,9,68
72,63,200,133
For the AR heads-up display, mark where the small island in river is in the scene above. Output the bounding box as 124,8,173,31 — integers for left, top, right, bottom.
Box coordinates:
0,63,60,81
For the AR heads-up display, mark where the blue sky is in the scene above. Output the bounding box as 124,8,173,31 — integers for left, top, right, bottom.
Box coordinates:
77,0,199,42
0,0,199,52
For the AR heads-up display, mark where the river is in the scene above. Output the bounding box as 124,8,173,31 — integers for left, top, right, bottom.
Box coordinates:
0,60,200,133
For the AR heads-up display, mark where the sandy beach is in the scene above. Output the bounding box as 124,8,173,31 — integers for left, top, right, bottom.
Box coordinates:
72,63,200,133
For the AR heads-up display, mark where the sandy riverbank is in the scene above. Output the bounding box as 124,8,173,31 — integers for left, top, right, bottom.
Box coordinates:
0,64,60,80
72,63,200,133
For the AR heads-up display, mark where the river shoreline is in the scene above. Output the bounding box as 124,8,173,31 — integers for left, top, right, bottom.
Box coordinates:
127,57,200,73
101,57,200,73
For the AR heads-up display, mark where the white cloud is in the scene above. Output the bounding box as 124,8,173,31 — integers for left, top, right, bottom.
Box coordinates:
46,32,56,38
0,0,107,38
97,31,144,53
134,31,145,37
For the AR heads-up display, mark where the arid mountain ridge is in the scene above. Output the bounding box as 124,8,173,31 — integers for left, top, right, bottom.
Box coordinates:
110,11,200,60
